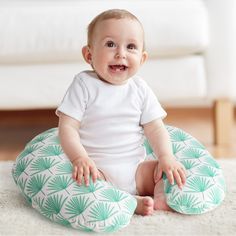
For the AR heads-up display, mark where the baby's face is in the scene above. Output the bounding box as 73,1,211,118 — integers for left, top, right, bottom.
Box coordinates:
88,18,147,85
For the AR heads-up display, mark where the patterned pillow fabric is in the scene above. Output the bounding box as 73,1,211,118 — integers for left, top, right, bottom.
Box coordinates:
144,125,226,214
12,125,226,233
12,128,137,233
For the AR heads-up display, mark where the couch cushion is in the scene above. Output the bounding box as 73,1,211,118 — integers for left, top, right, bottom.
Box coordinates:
0,0,208,63
0,55,206,109
140,55,207,102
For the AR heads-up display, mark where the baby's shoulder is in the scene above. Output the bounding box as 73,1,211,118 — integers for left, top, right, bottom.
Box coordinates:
74,70,97,81
72,70,99,89
131,75,149,91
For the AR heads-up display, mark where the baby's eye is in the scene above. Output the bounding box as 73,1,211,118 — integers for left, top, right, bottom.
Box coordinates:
105,41,116,48
127,43,137,50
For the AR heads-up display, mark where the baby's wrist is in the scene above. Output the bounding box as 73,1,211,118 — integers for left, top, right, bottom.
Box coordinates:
158,153,174,161
71,155,88,164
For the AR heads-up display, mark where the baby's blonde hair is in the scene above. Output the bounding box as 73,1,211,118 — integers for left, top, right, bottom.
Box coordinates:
87,9,145,50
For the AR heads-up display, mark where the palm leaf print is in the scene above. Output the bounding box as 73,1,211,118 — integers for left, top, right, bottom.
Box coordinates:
202,156,220,169
167,189,180,204
65,196,93,220
172,193,201,209
172,143,184,155
88,202,118,223
103,214,129,233
73,179,103,198
181,147,205,160
17,178,32,204
55,215,71,227
99,188,127,203
47,176,74,195
17,144,42,160
123,198,137,215
195,166,218,178
17,177,27,192
181,160,200,171
42,194,68,219
217,177,226,191
184,204,207,214
70,219,94,232
189,139,206,149
48,136,60,145
186,176,214,195
26,174,50,197
43,127,58,134
39,145,64,159
34,196,45,214
30,157,60,175
14,158,32,179
26,133,53,146
170,130,191,143
208,188,223,205
56,162,73,175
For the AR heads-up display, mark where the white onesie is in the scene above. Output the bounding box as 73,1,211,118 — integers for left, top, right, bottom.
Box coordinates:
56,70,166,194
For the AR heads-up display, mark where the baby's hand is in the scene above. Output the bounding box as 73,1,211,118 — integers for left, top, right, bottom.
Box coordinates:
154,155,186,189
72,157,100,186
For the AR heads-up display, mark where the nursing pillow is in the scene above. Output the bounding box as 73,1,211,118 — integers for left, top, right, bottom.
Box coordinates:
12,128,137,233
12,126,226,233
144,125,226,214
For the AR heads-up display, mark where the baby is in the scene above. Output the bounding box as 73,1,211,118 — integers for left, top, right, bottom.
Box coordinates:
57,9,186,216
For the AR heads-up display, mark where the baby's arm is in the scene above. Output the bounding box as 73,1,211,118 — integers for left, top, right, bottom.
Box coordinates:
143,119,186,189
58,112,100,186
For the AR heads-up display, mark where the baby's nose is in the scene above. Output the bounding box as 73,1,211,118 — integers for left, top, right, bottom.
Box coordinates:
115,47,126,59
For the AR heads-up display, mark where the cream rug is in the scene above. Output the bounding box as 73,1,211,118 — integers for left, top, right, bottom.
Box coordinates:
1,160,236,236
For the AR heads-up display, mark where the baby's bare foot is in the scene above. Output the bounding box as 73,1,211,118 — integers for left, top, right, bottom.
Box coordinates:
135,196,154,216
153,180,172,211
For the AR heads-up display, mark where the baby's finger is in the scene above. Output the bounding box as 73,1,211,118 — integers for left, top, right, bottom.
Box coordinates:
178,168,186,185
90,166,98,183
173,169,182,189
166,170,174,185
76,166,84,185
72,166,78,180
83,167,90,186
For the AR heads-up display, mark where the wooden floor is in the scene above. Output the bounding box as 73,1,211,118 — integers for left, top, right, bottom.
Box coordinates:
0,108,235,161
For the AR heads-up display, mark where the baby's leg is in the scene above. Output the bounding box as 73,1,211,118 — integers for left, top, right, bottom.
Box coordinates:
135,160,172,213
134,196,154,216
134,160,156,215
153,179,172,211
98,168,153,215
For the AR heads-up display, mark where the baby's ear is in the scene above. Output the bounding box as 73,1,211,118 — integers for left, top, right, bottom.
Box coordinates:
140,51,148,65
82,46,92,64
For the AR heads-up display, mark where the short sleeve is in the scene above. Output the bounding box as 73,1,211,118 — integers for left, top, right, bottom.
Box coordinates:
56,75,88,121
140,82,167,125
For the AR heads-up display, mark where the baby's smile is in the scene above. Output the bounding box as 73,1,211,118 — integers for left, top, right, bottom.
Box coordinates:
109,64,128,72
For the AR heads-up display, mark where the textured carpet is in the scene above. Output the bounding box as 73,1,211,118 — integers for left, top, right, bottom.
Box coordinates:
1,160,236,236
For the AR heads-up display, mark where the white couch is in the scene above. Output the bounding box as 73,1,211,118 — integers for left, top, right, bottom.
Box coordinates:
0,0,235,144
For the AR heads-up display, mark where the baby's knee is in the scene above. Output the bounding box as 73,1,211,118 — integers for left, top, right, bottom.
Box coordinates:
135,160,158,195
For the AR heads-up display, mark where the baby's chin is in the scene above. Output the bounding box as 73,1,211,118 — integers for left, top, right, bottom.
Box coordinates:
95,71,130,85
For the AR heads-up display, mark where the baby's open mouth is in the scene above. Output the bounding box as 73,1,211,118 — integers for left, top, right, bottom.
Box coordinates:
109,65,128,71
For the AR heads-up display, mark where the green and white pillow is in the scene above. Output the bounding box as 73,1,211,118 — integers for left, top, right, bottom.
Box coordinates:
12,128,137,233
12,126,226,233
144,125,226,214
